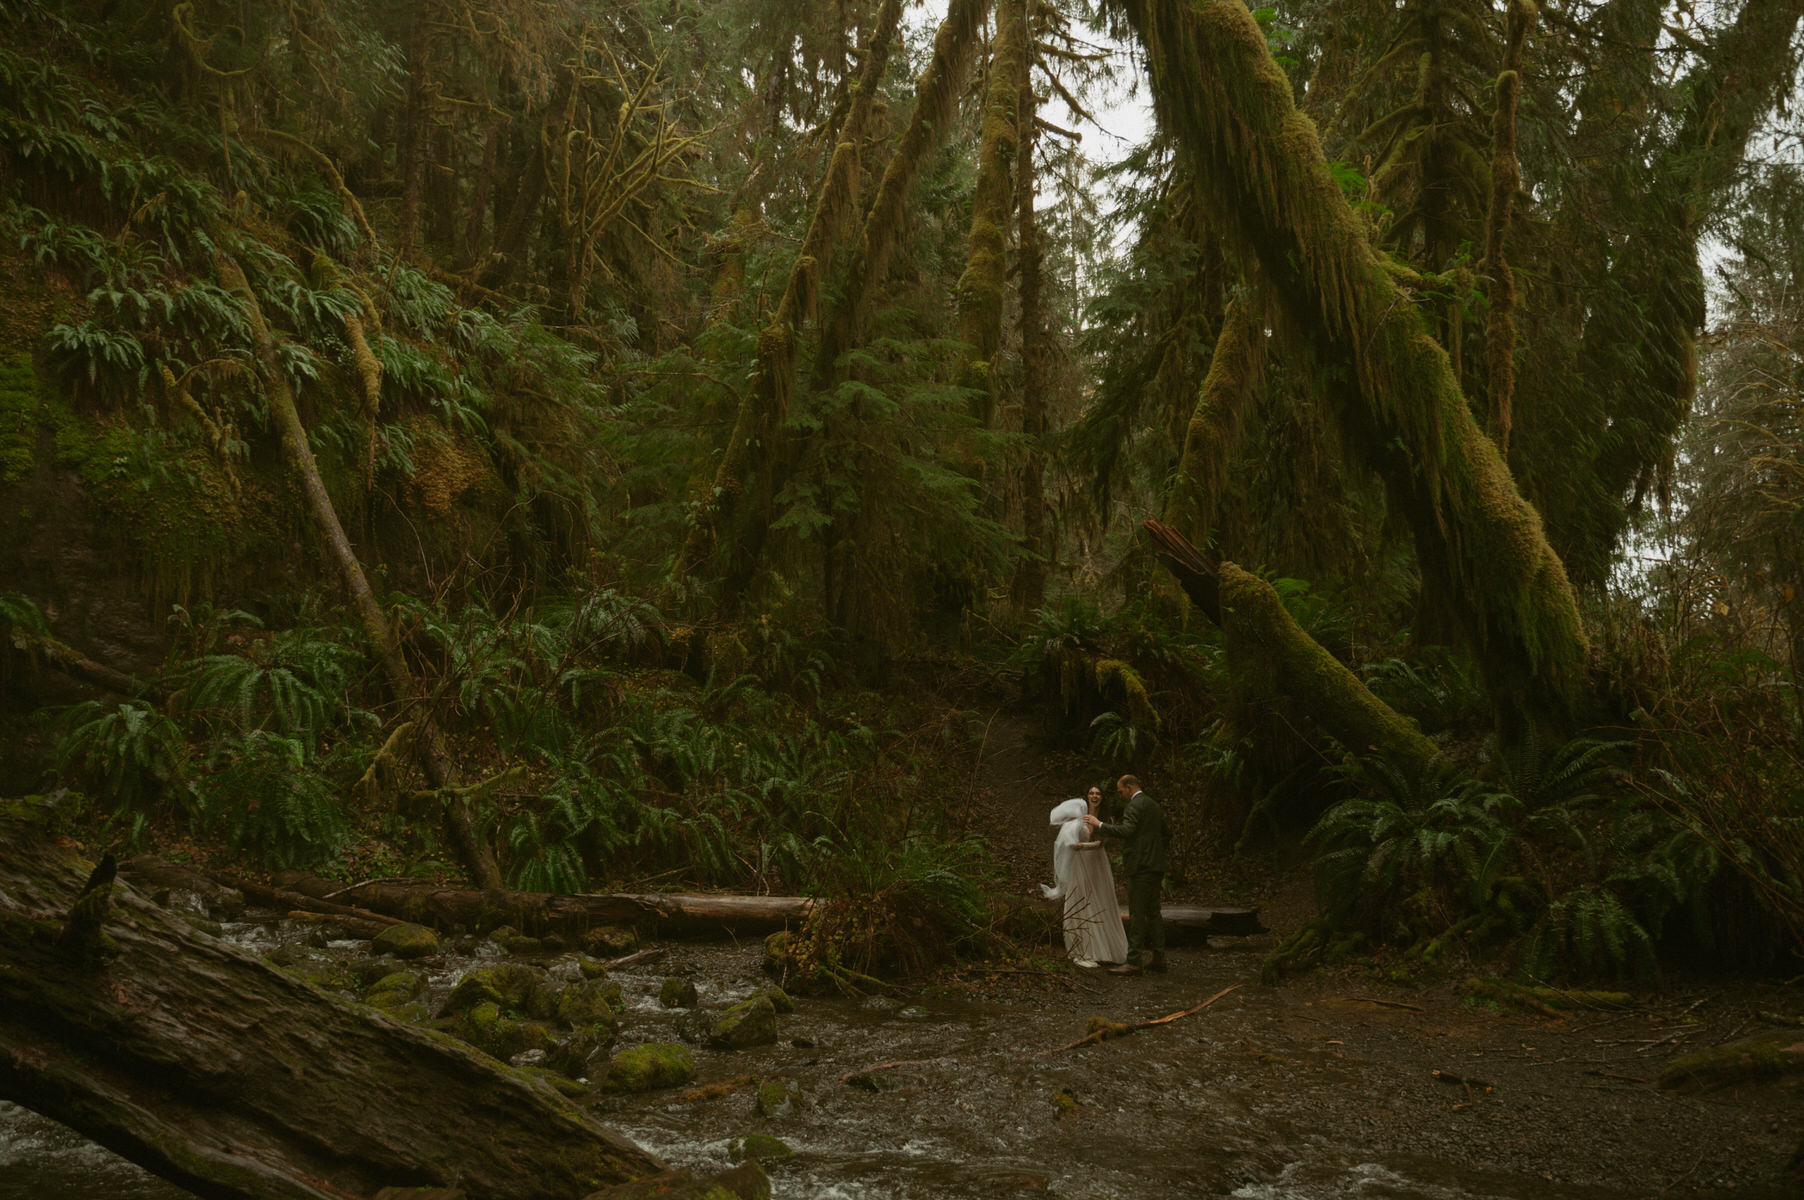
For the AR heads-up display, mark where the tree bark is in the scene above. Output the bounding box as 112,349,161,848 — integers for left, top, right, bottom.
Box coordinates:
216,256,502,889
0,803,662,1200
1108,0,1590,729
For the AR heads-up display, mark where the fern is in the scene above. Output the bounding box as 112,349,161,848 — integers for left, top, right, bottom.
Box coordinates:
1519,886,1655,981
201,731,349,868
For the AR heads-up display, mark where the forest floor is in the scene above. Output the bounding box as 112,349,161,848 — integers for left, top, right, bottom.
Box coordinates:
943,702,1804,1197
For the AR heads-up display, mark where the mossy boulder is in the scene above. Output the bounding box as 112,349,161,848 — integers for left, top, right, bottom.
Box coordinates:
758,986,795,1015
372,922,440,960
727,1132,793,1165
576,955,611,981
754,1076,804,1118
582,925,638,956
708,996,778,1051
364,971,423,1010
555,979,623,1028
544,1026,613,1079
453,1001,555,1061
600,1043,696,1093
440,963,554,1020
660,977,699,1008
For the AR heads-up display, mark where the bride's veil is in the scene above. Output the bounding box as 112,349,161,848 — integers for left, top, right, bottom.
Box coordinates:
1039,798,1090,900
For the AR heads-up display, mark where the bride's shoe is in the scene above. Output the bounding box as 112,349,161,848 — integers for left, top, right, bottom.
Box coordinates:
1072,959,1099,969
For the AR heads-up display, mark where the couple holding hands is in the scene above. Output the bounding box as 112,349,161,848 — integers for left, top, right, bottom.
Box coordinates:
1041,775,1168,975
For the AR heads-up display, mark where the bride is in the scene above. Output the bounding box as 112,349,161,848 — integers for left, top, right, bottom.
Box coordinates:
1040,785,1129,967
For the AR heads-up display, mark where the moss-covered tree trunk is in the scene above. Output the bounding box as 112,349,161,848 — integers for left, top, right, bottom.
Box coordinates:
1011,0,1048,612
810,0,992,398
217,256,502,890
1577,0,1804,535
0,804,662,1200
1144,521,1438,776
1161,296,1263,548
1480,0,1535,461
1108,0,1590,730
954,0,1028,427
673,0,905,597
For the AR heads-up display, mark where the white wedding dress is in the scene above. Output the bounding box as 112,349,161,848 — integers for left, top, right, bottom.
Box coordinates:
1040,799,1129,966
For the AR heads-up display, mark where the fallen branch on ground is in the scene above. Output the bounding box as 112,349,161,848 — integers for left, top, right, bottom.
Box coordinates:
1347,996,1424,1013
1037,983,1243,1056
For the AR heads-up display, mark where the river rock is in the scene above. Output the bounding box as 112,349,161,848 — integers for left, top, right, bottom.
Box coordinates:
727,1132,793,1164
600,1043,695,1093
440,962,554,1020
708,995,778,1050
373,922,440,960
581,1162,768,1200
759,986,795,1014
544,1026,611,1078
582,925,637,956
364,970,422,1009
754,1076,804,1118
454,1001,555,1060
660,976,698,1008
555,978,624,1027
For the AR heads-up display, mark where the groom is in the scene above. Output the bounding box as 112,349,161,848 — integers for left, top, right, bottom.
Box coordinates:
1084,774,1167,975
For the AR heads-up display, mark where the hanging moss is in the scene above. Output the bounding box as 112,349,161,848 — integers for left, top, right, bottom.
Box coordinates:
1163,298,1264,544
1091,658,1161,731
1109,0,1590,727
1481,0,1537,459
54,418,248,606
675,0,906,591
953,2,1027,423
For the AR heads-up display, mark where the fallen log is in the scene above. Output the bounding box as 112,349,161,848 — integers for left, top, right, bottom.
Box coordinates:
323,880,1264,947
324,879,818,938
0,800,665,1200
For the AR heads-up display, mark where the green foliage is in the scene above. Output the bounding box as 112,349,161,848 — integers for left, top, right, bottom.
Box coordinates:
1309,755,1521,934
52,699,192,845
1517,886,1655,982
172,626,357,746
791,831,993,982
200,730,350,868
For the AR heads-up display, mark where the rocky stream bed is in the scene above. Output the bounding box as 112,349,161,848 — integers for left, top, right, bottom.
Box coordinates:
5,886,1803,1200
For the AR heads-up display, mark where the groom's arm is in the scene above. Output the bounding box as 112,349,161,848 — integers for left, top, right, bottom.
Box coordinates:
1096,794,1148,840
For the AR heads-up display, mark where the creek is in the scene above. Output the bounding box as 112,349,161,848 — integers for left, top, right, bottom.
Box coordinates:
2,908,1799,1199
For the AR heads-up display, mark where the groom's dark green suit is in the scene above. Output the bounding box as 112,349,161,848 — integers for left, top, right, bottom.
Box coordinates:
1097,787,1167,968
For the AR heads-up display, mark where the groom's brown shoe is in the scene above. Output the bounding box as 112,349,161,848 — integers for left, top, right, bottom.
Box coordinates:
1148,952,1168,973
1109,961,1143,975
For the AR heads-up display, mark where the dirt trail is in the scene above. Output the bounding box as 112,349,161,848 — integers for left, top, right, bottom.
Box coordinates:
964,705,1082,901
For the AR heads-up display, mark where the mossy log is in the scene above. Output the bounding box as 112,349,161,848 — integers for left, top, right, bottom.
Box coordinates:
1109,0,1590,728
1144,519,1439,776
217,255,500,890
0,802,663,1200
1660,1039,1804,1091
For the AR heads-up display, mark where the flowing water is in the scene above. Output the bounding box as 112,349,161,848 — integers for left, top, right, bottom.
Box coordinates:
4,912,1798,1199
